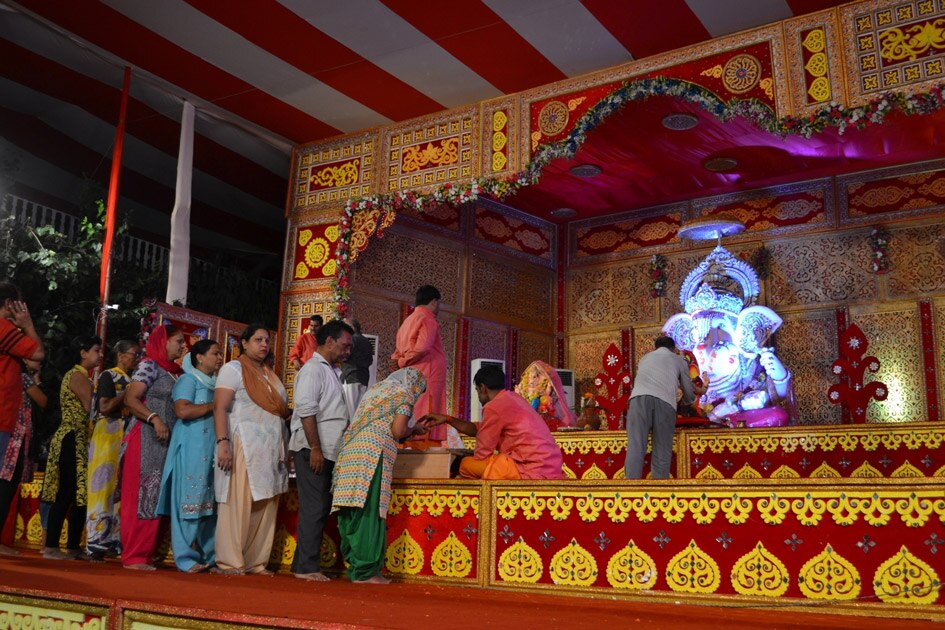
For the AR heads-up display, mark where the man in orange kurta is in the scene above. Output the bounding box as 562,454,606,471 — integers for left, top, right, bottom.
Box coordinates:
391,285,447,441
421,365,564,480
289,315,322,371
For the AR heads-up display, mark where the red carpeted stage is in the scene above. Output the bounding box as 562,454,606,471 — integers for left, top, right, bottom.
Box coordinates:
0,550,940,629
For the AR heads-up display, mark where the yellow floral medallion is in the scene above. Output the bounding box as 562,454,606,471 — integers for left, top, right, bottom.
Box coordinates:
549,538,597,586
606,540,656,590
798,544,861,600
665,540,721,594
873,546,940,604
431,532,472,579
730,542,790,597
497,537,543,584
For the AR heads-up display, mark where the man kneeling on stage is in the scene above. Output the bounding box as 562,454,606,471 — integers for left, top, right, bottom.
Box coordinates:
421,365,564,480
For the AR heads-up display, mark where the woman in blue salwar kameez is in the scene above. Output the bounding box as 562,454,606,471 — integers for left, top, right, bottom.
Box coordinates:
157,340,223,572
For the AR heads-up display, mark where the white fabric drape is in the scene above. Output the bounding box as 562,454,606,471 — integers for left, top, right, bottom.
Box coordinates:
165,100,195,304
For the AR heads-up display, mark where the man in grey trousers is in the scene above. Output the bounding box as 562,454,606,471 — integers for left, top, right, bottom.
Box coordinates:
289,319,353,581
624,336,704,479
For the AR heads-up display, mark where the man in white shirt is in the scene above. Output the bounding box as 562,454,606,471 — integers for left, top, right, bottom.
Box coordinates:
289,319,353,582
625,336,704,480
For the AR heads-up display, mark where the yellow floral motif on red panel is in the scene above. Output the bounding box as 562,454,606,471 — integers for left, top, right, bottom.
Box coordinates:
805,52,828,77
606,540,657,589
850,462,883,477
492,110,507,132
880,19,945,63
550,538,598,586
320,534,338,569
700,65,723,79
666,540,720,594
873,546,940,604
401,137,459,173
803,28,826,53
808,77,831,102
730,542,790,597
431,532,473,578
309,159,359,191
386,530,424,575
269,525,296,566
497,537,543,584
798,544,861,600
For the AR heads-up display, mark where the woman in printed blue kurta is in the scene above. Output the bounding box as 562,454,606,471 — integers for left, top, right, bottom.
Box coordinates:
157,340,223,572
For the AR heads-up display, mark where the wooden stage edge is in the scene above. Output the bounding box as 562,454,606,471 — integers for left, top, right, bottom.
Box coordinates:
0,553,943,630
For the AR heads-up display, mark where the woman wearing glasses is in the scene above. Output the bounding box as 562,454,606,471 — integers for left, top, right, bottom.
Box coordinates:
85,340,139,562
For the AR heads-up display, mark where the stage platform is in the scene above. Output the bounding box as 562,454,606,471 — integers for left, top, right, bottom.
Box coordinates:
0,550,942,629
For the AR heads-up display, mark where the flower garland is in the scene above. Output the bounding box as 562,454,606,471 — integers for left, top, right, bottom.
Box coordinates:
649,254,668,298
868,226,891,274
331,79,945,315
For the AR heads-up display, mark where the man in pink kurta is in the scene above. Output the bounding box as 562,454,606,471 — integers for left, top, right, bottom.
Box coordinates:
391,286,447,441
421,365,564,480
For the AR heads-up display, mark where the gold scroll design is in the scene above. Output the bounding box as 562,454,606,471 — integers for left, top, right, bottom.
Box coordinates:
803,28,831,103
387,489,479,518
880,19,945,64
491,490,945,528
606,540,657,590
722,54,762,94
550,538,598,586
492,110,509,172
556,435,624,456
401,137,459,173
730,542,790,597
0,604,104,630
497,537,543,584
798,544,861,600
537,100,569,137
873,545,940,604
666,540,721,594
386,530,424,575
309,158,360,191
431,531,473,578
349,209,379,264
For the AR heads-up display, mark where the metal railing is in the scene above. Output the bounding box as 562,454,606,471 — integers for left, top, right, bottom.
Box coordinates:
3,194,275,290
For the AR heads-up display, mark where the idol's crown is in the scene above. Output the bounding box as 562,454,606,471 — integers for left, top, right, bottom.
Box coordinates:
685,283,744,315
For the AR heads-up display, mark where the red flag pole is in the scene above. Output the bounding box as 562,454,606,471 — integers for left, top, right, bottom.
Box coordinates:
96,66,132,354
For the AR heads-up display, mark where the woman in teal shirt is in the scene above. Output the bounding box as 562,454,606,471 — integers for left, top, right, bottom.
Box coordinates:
157,339,223,572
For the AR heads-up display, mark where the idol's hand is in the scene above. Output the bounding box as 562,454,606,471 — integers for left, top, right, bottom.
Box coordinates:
759,349,787,381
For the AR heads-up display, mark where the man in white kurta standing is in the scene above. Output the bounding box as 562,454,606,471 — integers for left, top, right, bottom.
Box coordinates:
289,319,353,581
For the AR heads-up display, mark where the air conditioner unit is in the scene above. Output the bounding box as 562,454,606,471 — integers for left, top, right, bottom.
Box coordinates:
363,334,379,388
555,369,576,413
469,358,505,423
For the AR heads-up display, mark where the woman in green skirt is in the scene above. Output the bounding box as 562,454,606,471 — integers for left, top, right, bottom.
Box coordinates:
331,368,426,583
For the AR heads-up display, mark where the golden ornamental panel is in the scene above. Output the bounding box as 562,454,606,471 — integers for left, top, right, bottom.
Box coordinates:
497,537,543,584
606,540,657,590
886,221,945,298
0,594,108,630
293,132,376,211
851,305,925,422
380,106,479,194
568,258,658,333
778,310,842,425
481,95,520,178
873,545,940,604
785,10,847,113
468,251,554,330
518,330,555,369
841,0,945,105
569,331,623,405
431,532,473,578
666,540,721,594
387,488,480,519
549,538,598,586
351,228,464,309
767,232,879,309
279,290,333,400
938,300,945,422
491,485,945,529
468,319,507,366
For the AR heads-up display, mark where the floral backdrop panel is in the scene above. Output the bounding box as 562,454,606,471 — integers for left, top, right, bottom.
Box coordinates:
568,260,658,332
467,251,554,331
778,310,842,425
851,305,925,423
570,331,622,404
767,232,879,308
571,204,686,263
351,229,464,310
886,221,945,298
280,292,332,400
473,202,553,262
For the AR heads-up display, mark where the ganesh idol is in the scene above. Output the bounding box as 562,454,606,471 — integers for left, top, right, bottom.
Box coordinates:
662,245,795,428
